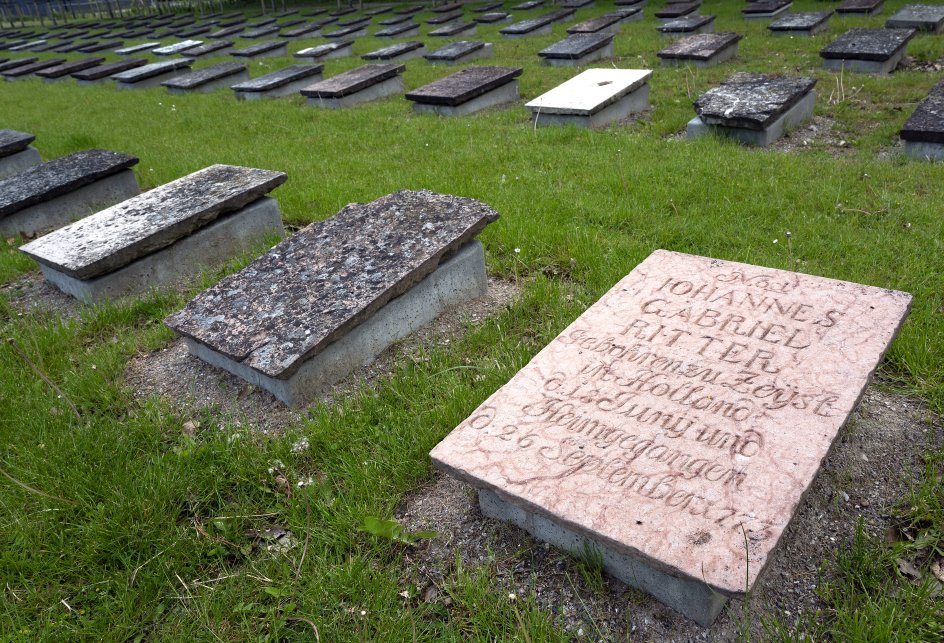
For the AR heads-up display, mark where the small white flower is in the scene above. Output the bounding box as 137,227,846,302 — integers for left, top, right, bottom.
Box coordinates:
514,247,521,254
508,593,517,601
360,610,367,616
291,436,309,453
773,239,778,244
785,231,792,238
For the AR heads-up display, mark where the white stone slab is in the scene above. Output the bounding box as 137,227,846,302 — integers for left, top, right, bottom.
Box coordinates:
526,68,652,116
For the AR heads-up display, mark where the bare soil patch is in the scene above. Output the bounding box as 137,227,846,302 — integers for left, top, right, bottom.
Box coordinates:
1,271,82,322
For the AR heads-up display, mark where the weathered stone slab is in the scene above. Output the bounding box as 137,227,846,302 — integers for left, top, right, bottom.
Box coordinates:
501,9,576,35
184,40,233,57
820,28,914,66
393,6,423,15
278,18,306,28
887,4,944,32
430,249,912,626
177,25,212,37
295,40,354,61
115,42,160,54
476,12,512,23
512,0,545,10
657,15,714,35
655,2,700,20
281,22,328,38
72,58,146,82
568,15,626,35
407,65,521,106
162,61,249,92
362,41,425,61
247,17,277,27
331,7,358,17
539,33,613,61
231,40,288,58
434,2,464,13
52,40,93,53
658,32,740,66
376,22,420,37
424,40,491,64
35,56,104,80
209,25,245,39
768,11,833,35
428,10,464,25
0,129,35,157
165,189,499,382
472,2,504,12
900,79,944,144
112,58,192,88
77,40,123,53
837,0,884,15
337,16,372,28
241,25,280,38
0,57,36,72
742,0,791,19
153,40,202,55
20,164,286,279
8,39,44,51
694,73,815,130
430,21,478,37
364,7,391,16
301,63,405,98
324,24,369,38
231,64,324,99
380,13,415,26
3,58,66,78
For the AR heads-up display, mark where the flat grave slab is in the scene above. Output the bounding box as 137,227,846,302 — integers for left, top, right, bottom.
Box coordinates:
561,0,595,7
8,39,44,51
379,14,415,26
424,40,493,64
0,57,37,72
407,65,522,115
427,11,464,25
362,41,425,62
231,40,289,59
302,63,406,108
472,2,504,12
688,73,816,146
430,249,911,626
375,22,420,38
657,15,714,36
231,63,324,100
115,42,160,54
3,58,66,79
332,7,359,16
324,24,369,38
0,129,36,157
900,78,944,160
837,0,884,16
77,40,123,53
52,40,94,53
742,0,792,20
657,32,741,67
20,164,286,302
512,0,545,10
655,2,701,21
476,12,512,23
768,11,833,36
35,56,104,81
112,58,193,89
184,40,234,57
0,129,41,180
277,18,306,29
393,6,424,16
282,21,332,38
886,4,944,33
820,28,915,74
433,2,464,12
526,67,652,128
0,149,139,237
72,58,146,84
295,40,354,61
246,17,277,27
152,40,202,55
209,25,244,39
336,16,372,28
162,61,249,94
430,21,478,36
568,14,628,35
501,9,576,37
539,33,614,66
165,189,498,406
364,7,390,16
177,25,211,37
241,25,280,38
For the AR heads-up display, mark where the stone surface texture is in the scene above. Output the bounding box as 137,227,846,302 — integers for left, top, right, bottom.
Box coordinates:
476,12,511,23
539,33,614,59
20,165,286,279
694,73,816,130
430,22,477,36
232,40,288,56
112,58,192,82
657,15,714,33
425,41,487,61
152,40,202,55
501,9,575,34
655,2,700,18
165,189,499,379
431,249,911,600
742,0,791,15
901,79,944,144
406,66,522,105
838,0,884,13
820,28,914,61
568,15,624,33
768,10,833,31
362,41,424,60
0,129,35,157
184,41,233,56
3,58,65,77
658,32,741,60
301,63,404,98
231,64,324,91
295,41,351,58
526,68,651,116
72,58,145,80
35,57,104,79
886,4,944,30
162,62,247,89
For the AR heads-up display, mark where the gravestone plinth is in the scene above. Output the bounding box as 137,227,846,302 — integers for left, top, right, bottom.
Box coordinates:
35,57,104,82
162,61,249,94
431,249,911,627
375,22,420,38
152,39,202,55
430,21,478,37
427,11,464,25
0,58,37,72
379,14,414,26
295,40,353,61
425,40,493,64
3,58,66,79
209,25,244,39
112,58,193,90
77,40,122,53
231,40,289,59
886,4,944,33
241,25,280,38
567,14,630,36
476,12,512,24
362,41,425,63
657,15,715,37
512,0,545,10
900,79,944,160
768,11,833,37
0,129,40,180
539,33,614,66
282,21,330,38
526,68,652,128
165,189,499,407
658,32,741,67
20,165,287,303
324,24,368,38
687,73,816,146
820,28,915,74
0,150,139,237
406,66,522,116
72,58,146,85
232,64,324,100
837,0,884,16
742,1,792,20
114,42,160,55
472,2,504,12
655,2,700,22
301,63,406,108
185,40,234,58
501,9,576,38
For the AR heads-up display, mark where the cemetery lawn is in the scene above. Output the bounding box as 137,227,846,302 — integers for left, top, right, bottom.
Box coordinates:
1,0,943,639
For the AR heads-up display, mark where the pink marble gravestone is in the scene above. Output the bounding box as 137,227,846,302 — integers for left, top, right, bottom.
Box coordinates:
431,249,911,625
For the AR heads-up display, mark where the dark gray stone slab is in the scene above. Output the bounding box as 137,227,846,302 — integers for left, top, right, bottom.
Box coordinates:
694,73,816,130
20,164,286,279
472,2,503,12
242,25,280,38
501,9,576,34
362,41,423,60
901,79,944,144
406,65,521,105
0,57,36,72
231,40,288,57
324,24,369,38
247,17,276,27
512,0,545,10
114,42,160,55
837,0,884,15
282,22,330,37
337,16,371,27
72,58,146,81
658,32,741,60
185,41,233,57
178,25,211,37
657,14,714,33
76,39,122,53
302,63,405,97
364,7,390,16
3,58,66,77
820,29,915,61
295,40,353,59
561,0,594,8
887,5,944,31
539,33,613,59
34,57,104,79
52,40,93,53
769,11,833,32
303,8,328,16
165,189,499,379
393,6,423,16
568,15,624,34
655,2,700,19
0,130,35,157
331,7,358,16
430,21,477,36
742,1,791,16
0,150,137,220
380,13,414,25
476,12,511,23
279,19,306,28
428,11,464,25
111,58,192,82
375,22,419,36
424,40,487,62
231,64,324,91
433,2,464,12
162,62,247,89
153,40,202,55
210,25,245,38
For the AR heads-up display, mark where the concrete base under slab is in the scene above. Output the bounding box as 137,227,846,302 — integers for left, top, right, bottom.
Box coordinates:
235,74,323,100
412,80,518,116
0,145,41,180
37,196,284,303
0,169,139,238
771,22,828,37
477,488,728,627
378,25,420,38
687,90,815,146
743,4,791,20
503,24,552,38
542,41,613,67
183,240,488,407
306,75,404,108
116,69,192,90
166,69,250,94
661,22,714,37
430,43,493,65
661,42,738,68
903,139,944,161
822,50,903,74
531,83,649,128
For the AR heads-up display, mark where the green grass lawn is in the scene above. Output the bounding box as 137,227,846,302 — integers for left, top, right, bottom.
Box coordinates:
0,0,943,639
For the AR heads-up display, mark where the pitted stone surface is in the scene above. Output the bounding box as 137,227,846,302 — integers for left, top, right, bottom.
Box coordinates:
886,4,944,31
301,63,404,97
295,41,352,58
568,15,625,34
501,9,575,34
694,73,816,130
185,41,233,56
20,164,286,279
115,42,159,54
162,62,247,89
34,56,104,79
430,22,477,36
232,40,288,56
376,22,419,36
362,41,423,60
820,28,914,61
539,33,613,59
428,11,464,24
231,64,323,91
655,2,701,19
658,32,741,60
742,1,791,15
837,0,884,14
73,58,146,80
526,68,651,115
431,249,911,598
512,0,545,9
3,58,65,77
112,58,191,82
152,40,202,55
425,40,486,62
657,15,714,33
0,150,138,219
434,2,464,12
406,66,521,105
900,79,944,144
0,130,35,157
165,189,499,378
476,13,511,23
769,11,833,31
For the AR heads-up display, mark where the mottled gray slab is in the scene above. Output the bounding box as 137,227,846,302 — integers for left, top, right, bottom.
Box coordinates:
887,4,944,31
324,24,368,38
430,21,477,36
769,11,833,31
0,130,35,157
185,41,233,57
407,66,521,106
501,9,576,34
162,62,247,89
512,0,545,9
540,33,613,59
115,42,160,54
655,2,700,19
694,73,816,130
231,40,288,56
820,29,914,61
295,41,353,59
301,63,405,97
380,13,414,25
375,22,419,36
837,0,884,14
247,17,277,27
8,39,43,51
77,40,121,53
658,32,740,60
209,25,244,38
901,79,944,144
425,40,487,62
112,58,192,82
568,15,624,34
393,6,423,15
657,14,714,33
72,58,146,81
177,25,211,37
0,150,137,219
362,41,423,60
742,1,791,16
0,57,36,72
34,56,104,79
476,12,511,23
428,11,464,25
231,64,324,91
337,16,372,27
52,40,93,53
282,22,329,37
165,189,499,379
3,58,66,77
20,164,287,279
472,2,503,12
152,40,202,55
434,2,464,12
242,25,280,38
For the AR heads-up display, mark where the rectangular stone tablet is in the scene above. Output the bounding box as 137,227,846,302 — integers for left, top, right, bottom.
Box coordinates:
694,74,816,130
380,14,414,26
162,61,249,92
568,15,626,35
241,25,280,38
837,0,884,15
434,2,464,12
153,39,202,55
0,57,37,72
231,64,324,99
428,11,464,25
3,58,66,78
886,4,944,32
283,21,333,37
77,40,122,53
35,57,104,79
231,40,289,58
900,79,944,159
501,8,576,36
184,40,233,57
72,58,146,82
655,2,701,19
742,0,792,19
539,33,613,63
376,22,420,37
476,12,511,23
424,40,491,63
209,25,244,39
112,58,192,84
430,22,478,37
472,2,504,12
526,68,651,116
362,41,425,61
406,65,521,106
0,129,35,157
657,15,715,35
337,16,371,27
301,63,405,98
115,42,160,54
658,32,741,66
431,249,911,626
768,11,833,35
512,0,545,9
324,24,369,38
295,40,353,61
820,28,915,74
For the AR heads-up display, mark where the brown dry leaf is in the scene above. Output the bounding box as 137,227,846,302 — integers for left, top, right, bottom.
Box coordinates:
182,420,199,436
236,385,252,401
897,558,922,581
274,474,291,497
932,559,944,583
